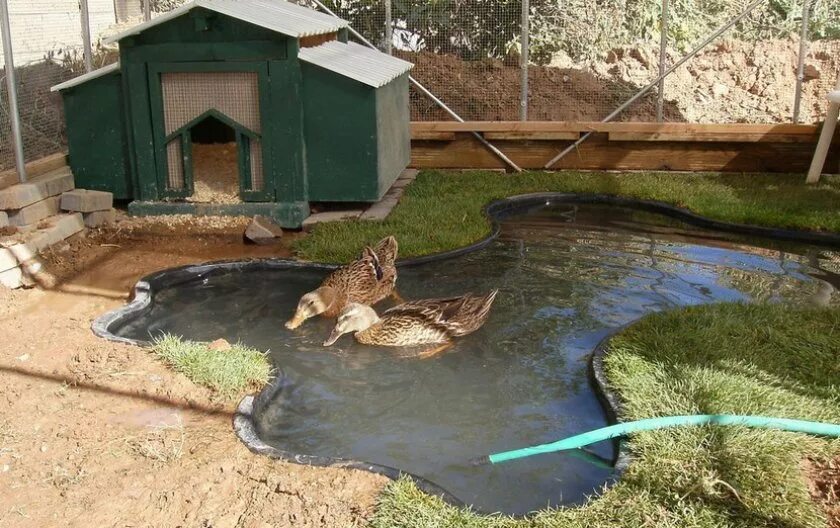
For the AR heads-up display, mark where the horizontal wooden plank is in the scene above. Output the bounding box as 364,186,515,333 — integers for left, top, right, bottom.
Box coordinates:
411,131,457,141
409,133,840,174
410,121,821,136
608,132,819,143
484,131,580,140
411,121,587,132
0,152,68,191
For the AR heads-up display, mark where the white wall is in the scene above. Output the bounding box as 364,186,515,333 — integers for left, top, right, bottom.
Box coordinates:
0,0,118,68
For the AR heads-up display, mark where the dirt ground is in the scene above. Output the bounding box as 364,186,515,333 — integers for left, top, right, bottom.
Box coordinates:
0,217,387,528
808,457,840,528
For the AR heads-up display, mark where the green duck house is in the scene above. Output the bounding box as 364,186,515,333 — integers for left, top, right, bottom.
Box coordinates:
51,0,413,228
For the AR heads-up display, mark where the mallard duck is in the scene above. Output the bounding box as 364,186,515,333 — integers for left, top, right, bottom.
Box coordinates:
285,236,399,329
323,290,499,357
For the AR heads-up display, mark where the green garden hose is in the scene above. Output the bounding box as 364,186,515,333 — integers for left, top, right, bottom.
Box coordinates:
479,415,840,465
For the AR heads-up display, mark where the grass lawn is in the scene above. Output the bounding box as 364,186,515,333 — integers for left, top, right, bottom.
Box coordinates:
372,303,840,528
151,334,272,397
295,170,840,262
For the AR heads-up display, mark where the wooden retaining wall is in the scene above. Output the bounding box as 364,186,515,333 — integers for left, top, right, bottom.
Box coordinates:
409,122,840,173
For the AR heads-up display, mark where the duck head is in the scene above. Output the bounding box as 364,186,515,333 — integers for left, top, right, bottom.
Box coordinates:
285,286,337,329
323,303,380,346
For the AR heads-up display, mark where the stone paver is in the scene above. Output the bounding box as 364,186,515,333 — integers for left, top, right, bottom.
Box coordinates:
302,210,363,229
0,168,74,210
83,209,116,228
8,196,61,227
61,189,113,213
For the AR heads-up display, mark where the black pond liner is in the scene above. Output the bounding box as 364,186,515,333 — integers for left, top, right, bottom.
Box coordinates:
92,192,840,517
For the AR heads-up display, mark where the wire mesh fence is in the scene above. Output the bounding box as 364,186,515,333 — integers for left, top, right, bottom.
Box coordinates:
1,0,838,173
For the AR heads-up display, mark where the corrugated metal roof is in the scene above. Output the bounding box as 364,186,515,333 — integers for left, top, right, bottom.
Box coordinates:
51,62,120,92
298,41,413,88
103,0,348,44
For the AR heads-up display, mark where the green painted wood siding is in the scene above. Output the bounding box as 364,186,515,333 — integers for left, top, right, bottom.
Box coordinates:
302,64,379,202
62,70,131,199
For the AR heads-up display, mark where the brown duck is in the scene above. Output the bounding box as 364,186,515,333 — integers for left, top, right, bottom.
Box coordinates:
285,236,399,329
323,290,499,358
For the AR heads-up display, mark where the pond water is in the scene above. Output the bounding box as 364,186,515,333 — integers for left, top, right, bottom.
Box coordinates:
112,202,840,515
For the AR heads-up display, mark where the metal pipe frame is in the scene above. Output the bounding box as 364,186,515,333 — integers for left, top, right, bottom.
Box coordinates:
308,0,523,172
80,0,93,72
545,0,768,169
793,0,811,123
520,0,529,121
0,0,26,182
384,0,392,54
656,0,669,122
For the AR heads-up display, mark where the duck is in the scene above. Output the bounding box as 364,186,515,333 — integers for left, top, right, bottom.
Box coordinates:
285,236,399,329
322,290,499,358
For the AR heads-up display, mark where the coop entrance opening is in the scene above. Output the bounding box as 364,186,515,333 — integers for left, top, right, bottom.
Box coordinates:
190,116,239,204
157,69,269,203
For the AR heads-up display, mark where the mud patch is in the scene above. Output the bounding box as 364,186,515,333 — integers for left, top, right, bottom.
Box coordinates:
806,456,840,528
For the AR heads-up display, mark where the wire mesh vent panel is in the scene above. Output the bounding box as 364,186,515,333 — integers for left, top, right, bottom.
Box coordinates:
166,139,185,190
249,139,264,192
161,72,261,135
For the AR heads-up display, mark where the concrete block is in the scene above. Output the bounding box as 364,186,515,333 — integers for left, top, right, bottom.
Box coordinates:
7,196,61,227
0,211,7,228
83,209,115,228
0,259,42,289
61,189,113,213
0,168,73,210
0,213,83,273
0,242,36,273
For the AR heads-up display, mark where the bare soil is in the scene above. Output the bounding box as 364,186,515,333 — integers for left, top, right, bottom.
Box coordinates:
806,456,840,528
0,218,386,528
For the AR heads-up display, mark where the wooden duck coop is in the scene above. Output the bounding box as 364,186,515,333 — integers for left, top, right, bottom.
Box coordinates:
52,0,413,228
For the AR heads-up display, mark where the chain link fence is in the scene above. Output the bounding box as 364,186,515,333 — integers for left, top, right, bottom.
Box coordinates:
2,0,839,172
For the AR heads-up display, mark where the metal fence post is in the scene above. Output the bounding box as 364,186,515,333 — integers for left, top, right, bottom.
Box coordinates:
384,0,392,54
520,0,529,121
793,0,811,123
656,0,669,122
0,0,26,182
144,0,152,22
80,0,93,72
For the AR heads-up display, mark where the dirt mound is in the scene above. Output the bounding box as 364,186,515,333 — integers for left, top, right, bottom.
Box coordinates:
401,50,681,122
401,37,840,123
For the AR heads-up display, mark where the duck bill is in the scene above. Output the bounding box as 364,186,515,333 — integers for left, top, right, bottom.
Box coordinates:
285,314,305,330
323,328,346,347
